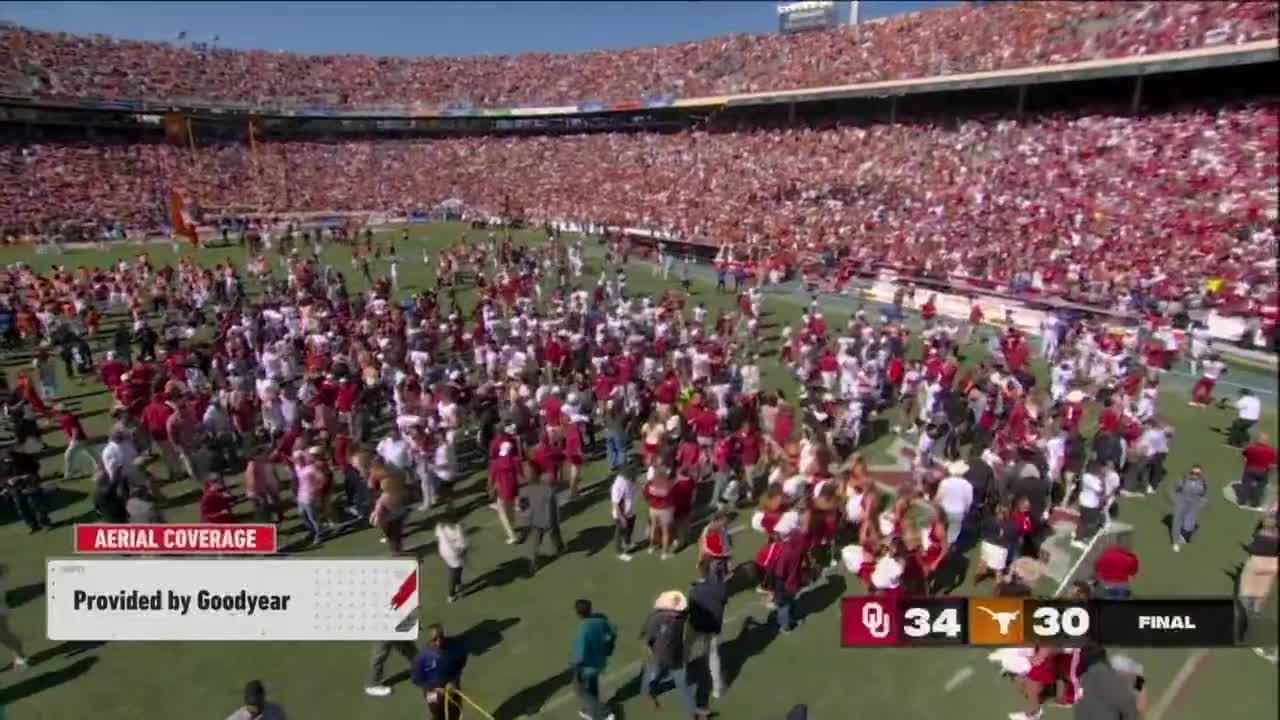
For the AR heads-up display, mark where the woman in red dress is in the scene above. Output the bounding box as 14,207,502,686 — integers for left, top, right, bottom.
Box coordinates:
562,419,585,498
1010,644,1080,719
644,468,677,559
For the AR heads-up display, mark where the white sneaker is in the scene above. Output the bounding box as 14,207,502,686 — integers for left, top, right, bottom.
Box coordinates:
365,685,392,697
618,553,633,562
1145,487,1156,496
13,656,29,671
379,537,388,544
660,552,672,561
712,688,723,700
1172,544,1180,553
505,537,519,545
1008,713,1041,720
647,546,655,555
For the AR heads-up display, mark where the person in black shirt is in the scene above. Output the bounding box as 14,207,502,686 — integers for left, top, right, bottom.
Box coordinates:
687,567,728,701
974,501,1018,585
135,323,158,363
964,451,995,514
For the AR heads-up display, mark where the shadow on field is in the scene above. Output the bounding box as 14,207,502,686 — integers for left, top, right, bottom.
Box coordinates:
566,524,615,558
29,641,107,666
465,558,528,597
458,617,520,657
0,486,87,528
7,581,46,609
490,667,572,720
0,656,99,705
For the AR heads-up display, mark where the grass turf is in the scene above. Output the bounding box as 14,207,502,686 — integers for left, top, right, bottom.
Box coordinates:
0,222,1275,720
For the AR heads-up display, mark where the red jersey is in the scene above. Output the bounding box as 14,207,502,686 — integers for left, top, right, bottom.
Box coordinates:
141,400,174,441
1243,443,1277,471
1094,546,1140,585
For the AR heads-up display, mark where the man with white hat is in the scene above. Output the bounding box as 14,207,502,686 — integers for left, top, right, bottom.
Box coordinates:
638,590,706,718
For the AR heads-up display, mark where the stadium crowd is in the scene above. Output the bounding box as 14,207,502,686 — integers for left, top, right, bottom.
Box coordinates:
2,102,1276,317
1,2,1275,109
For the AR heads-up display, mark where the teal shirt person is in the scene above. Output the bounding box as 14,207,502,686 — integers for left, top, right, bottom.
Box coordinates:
572,613,617,679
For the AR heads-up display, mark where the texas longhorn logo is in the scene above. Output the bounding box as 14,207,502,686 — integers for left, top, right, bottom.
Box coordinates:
969,598,1027,645
862,601,892,639
977,606,1021,636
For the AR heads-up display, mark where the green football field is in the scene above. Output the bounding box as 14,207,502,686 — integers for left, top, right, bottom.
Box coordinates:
0,222,1275,720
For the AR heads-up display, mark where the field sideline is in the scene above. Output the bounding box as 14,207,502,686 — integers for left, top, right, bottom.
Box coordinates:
0,222,1275,720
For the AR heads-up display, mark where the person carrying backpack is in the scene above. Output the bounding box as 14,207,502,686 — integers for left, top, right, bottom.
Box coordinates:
572,598,618,720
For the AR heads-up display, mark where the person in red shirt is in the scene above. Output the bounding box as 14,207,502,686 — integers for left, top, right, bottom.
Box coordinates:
1096,398,1122,436
488,441,522,545
562,419,585,498
1094,539,1140,599
768,527,811,632
921,294,938,327
198,475,237,524
698,510,734,578
644,468,677,559
966,301,985,343
56,403,99,482
99,351,128,390
1239,433,1277,509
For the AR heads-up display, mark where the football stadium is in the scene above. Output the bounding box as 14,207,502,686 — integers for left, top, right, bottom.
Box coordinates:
0,3,1277,719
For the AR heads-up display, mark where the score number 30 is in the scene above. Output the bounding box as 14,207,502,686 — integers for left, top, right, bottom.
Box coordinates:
1031,605,1092,639
903,607,963,639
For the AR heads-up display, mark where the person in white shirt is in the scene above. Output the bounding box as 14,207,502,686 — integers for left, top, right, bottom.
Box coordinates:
1049,361,1074,403
434,512,467,603
1073,461,1108,549
934,461,974,544
1229,388,1262,447
101,429,140,488
610,473,636,562
739,356,761,398
1133,387,1157,423
375,428,413,473
1187,323,1212,376
1122,421,1170,496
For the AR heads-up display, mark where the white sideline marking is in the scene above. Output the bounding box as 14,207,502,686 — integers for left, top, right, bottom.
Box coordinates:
1051,527,1104,597
943,666,974,693
1147,649,1209,720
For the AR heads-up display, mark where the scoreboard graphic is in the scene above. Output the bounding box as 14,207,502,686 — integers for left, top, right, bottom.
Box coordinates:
842,597,1240,648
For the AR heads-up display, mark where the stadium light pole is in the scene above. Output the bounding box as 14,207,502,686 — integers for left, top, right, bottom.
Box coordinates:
849,1,860,25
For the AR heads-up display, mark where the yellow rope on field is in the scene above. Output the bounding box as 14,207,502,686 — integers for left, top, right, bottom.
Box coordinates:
444,685,497,720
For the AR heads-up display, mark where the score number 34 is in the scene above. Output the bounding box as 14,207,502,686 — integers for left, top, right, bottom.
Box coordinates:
903,607,963,639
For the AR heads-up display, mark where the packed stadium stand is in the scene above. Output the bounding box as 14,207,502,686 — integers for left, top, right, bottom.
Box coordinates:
2,2,1276,108
0,2,1276,321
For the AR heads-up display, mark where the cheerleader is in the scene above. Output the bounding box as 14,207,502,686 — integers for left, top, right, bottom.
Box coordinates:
643,466,677,559
1189,353,1226,407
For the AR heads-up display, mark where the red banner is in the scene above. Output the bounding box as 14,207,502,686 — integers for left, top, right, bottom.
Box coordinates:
75,524,277,554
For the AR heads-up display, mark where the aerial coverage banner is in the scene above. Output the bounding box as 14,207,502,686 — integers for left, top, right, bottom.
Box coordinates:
47,558,419,641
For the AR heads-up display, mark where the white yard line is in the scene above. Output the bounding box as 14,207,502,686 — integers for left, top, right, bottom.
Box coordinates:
1051,527,1105,597
1146,649,1209,720
942,666,974,693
